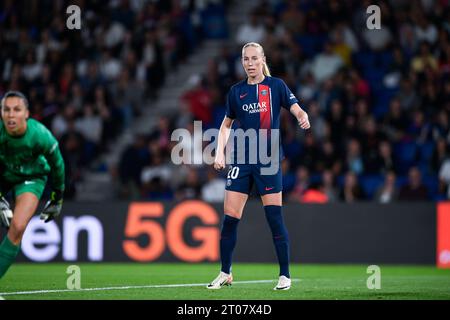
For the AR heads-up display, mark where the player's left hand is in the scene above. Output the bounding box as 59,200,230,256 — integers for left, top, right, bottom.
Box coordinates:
40,190,63,223
298,113,310,130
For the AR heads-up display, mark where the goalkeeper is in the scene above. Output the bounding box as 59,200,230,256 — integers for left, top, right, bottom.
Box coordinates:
0,91,65,280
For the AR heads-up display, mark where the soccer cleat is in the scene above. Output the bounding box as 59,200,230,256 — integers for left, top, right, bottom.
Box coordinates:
274,275,291,290
206,271,233,289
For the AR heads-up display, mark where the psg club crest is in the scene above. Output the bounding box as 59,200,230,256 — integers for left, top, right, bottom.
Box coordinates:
261,90,268,96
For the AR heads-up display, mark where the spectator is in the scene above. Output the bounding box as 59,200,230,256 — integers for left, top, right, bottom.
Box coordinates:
374,171,398,203
176,167,202,201
331,27,352,66
141,152,173,195
331,22,359,52
118,134,149,199
383,98,407,142
201,168,226,203
310,41,344,84
282,159,296,195
322,170,339,202
400,22,418,57
59,120,86,199
439,153,450,199
301,184,329,203
431,138,449,173
235,10,266,45
377,140,397,174
149,116,172,157
396,78,419,111
398,166,429,201
75,104,103,149
361,116,385,171
411,42,438,74
414,15,438,45
296,72,318,104
339,171,365,203
344,138,364,176
308,101,328,143
181,74,212,126
362,23,392,51
51,105,77,139
289,166,310,202
295,132,320,172
316,140,341,174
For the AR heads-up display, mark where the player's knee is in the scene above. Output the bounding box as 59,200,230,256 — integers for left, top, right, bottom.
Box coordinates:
9,220,27,242
223,207,242,219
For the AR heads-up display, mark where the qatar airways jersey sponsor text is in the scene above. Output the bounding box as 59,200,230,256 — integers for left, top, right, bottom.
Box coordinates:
242,101,267,114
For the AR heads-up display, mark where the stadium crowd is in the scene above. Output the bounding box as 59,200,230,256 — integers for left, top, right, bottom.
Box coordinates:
1,0,449,203
0,0,229,199
118,0,450,203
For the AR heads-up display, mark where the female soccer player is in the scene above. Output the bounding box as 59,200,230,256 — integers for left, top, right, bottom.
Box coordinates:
207,42,310,290
0,91,65,280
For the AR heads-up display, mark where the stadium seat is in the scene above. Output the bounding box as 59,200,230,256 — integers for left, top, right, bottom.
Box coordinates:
373,87,399,119
393,142,418,174
354,51,376,70
212,106,226,129
201,3,228,39
419,142,435,163
422,175,439,199
395,175,408,189
379,51,394,71
309,173,322,185
296,35,322,58
337,174,346,188
360,175,384,200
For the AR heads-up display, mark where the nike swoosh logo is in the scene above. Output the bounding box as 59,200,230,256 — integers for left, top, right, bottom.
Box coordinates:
265,187,274,191
240,93,248,99
24,181,36,185
275,285,290,290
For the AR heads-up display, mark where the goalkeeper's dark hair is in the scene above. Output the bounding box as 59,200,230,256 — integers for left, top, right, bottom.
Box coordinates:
1,91,29,109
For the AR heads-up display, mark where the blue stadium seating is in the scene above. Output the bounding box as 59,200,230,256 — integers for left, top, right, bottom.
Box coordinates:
393,142,418,174
422,174,439,198
419,142,435,163
354,51,376,70
360,174,384,199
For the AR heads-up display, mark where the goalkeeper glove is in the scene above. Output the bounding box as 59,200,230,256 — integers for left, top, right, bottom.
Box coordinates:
40,190,63,223
0,192,13,229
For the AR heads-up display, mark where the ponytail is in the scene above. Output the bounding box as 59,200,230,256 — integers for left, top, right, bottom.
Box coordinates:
263,62,271,77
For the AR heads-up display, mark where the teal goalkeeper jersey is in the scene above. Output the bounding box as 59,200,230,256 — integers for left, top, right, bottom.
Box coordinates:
0,118,65,191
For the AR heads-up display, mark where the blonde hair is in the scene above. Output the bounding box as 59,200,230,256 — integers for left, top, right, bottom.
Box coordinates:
242,42,271,77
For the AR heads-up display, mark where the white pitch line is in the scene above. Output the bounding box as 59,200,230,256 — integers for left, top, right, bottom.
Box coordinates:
0,279,300,296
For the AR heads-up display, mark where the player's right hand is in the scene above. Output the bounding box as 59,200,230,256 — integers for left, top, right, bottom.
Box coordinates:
40,190,63,223
0,193,12,229
298,112,310,130
214,155,226,171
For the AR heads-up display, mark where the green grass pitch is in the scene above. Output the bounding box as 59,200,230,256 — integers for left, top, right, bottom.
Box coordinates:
0,263,449,300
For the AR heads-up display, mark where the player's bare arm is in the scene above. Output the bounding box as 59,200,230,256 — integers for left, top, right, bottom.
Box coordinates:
290,104,310,130
214,116,234,171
